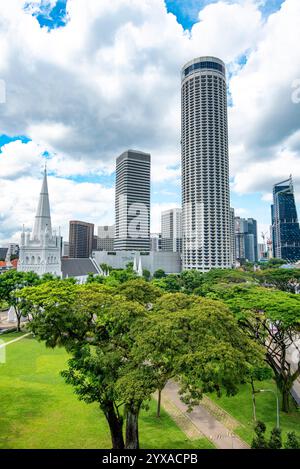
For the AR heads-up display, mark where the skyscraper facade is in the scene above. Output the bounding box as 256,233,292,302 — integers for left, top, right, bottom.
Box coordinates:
97,225,115,251
69,220,94,258
230,207,236,266
235,217,258,263
181,57,231,271
161,208,182,253
114,150,151,251
271,177,300,262
150,233,162,252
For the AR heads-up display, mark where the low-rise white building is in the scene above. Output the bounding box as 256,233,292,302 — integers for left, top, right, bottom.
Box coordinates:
92,250,182,275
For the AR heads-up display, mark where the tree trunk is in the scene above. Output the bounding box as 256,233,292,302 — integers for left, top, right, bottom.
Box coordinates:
157,389,162,418
103,403,124,449
251,379,257,421
125,403,141,449
281,386,290,413
16,312,21,332
275,373,291,413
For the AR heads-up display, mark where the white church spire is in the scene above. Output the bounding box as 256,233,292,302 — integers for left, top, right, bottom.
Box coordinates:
18,165,62,278
32,167,52,240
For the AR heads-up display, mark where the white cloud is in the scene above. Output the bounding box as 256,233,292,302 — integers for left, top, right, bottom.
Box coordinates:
191,1,262,62
229,0,300,193
0,172,115,245
0,0,300,243
232,150,300,202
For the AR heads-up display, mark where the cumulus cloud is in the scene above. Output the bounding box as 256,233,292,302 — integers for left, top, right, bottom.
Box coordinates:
0,0,299,244
0,172,115,245
229,0,300,188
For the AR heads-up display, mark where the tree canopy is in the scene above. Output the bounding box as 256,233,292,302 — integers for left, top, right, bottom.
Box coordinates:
19,280,264,448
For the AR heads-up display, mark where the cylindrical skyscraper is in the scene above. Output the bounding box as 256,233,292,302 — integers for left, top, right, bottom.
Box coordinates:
181,56,231,271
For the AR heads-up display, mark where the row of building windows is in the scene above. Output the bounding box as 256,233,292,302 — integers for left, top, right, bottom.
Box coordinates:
183,61,225,77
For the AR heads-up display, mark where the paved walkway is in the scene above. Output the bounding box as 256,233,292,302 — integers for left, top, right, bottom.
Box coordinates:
162,381,249,449
0,333,31,348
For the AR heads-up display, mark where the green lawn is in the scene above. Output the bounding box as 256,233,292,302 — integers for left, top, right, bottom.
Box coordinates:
0,332,27,343
209,379,300,445
0,333,213,449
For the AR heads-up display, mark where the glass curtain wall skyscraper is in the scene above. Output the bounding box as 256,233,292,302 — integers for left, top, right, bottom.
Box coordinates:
271,177,300,262
181,57,231,271
234,217,258,263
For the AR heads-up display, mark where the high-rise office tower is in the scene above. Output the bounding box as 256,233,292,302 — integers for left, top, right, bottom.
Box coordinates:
161,208,182,253
181,57,231,271
235,217,258,263
114,150,151,251
150,233,162,252
97,225,115,251
69,220,94,258
230,207,236,266
271,177,300,262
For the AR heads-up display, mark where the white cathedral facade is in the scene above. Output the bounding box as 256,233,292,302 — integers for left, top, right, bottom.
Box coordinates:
18,168,62,277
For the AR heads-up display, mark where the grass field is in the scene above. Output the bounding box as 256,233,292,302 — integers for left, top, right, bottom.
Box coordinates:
0,333,213,449
209,380,300,445
0,332,27,343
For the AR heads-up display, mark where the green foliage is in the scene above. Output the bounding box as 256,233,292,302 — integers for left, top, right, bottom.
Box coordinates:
153,292,199,312
208,283,300,412
180,270,203,293
117,278,161,305
0,334,212,449
20,282,157,448
126,261,134,272
20,279,265,448
0,270,41,305
153,269,166,279
152,274,181,292
254,268,300,293
108,269,137,284
251,421,268,449
284,432,300,449
99,263,112,274
142,269,151,281
252,423,283,450
268,427,282,449
260,258,286,269
87,273,104,284
134,296,264,411
249,365,273,383
0,270,43,330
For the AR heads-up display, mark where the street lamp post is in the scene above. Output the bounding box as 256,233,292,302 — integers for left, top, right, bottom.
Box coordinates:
259,389,280,429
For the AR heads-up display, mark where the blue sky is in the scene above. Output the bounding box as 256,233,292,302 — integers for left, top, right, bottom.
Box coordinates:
24,0,68,29
27,0,286,31
0,0,299,245
165,0,285,29
23,0,284,227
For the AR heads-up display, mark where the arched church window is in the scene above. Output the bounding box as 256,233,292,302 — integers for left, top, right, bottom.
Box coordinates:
31,256,35,264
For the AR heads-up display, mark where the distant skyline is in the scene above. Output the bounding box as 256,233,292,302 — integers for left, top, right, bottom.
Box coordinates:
0,0,300,246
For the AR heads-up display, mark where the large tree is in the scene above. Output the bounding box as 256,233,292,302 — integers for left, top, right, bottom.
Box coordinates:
254,268,300,294
20,281,154,449
0,270,41,331
20,281,264,448
208,284,300,412
134,293,264,417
